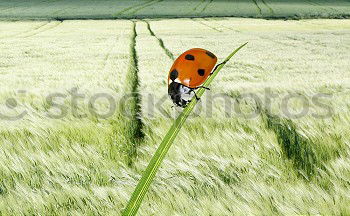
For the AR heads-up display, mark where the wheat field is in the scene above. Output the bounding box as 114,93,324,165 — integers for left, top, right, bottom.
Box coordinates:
0,18,350,215
0,0,350,20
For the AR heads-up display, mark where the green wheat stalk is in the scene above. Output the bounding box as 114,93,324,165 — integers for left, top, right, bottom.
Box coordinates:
122,42,248,216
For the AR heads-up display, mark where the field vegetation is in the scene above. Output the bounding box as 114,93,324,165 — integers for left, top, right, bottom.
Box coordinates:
0,17,350,215
0,0,350,20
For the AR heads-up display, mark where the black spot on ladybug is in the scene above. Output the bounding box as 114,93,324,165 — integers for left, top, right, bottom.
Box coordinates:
170,69,178,81
198,69,205,76
206,51,216,59
185,54,195,61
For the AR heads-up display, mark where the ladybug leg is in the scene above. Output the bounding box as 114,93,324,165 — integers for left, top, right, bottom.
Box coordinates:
210,61,226,75
191,90,200,101
193,86,210,90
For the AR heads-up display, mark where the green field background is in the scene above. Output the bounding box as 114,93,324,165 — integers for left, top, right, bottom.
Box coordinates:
0,0,350,20
1,0,350,215
1,18,350,214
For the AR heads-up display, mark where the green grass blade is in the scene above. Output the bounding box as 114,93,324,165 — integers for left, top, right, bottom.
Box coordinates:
122,42,248,216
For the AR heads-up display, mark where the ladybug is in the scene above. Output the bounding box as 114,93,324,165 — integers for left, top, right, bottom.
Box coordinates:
168,48,223,107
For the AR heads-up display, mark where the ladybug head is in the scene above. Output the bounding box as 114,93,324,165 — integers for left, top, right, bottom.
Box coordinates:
168,82,191,108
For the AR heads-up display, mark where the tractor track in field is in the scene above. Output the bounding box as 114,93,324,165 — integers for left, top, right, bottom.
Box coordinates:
144,20,174,60
304,0,340,14
0,0,62,13
258,35,293,47
0,22,46,39
262,110,319,180
118,21,144,166
285,35,328,48
260,0,275,15
114,0,162,16
252,98,343,183
47,0,72,17
0,21,61,39
251,100,332,181
192,18,222,32
51,7,69,18
200,0,213,13
18,21,62,38
202,18,240,32
193,0,206,12
251,0,263,16
0,1,33,13
185,0,204,16
128,0,163,16
114,0,155,15
0,5,17,13
300,20,336,31
198,19,294,47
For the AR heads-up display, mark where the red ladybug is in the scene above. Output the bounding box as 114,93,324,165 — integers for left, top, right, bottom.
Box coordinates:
168,48,223,107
